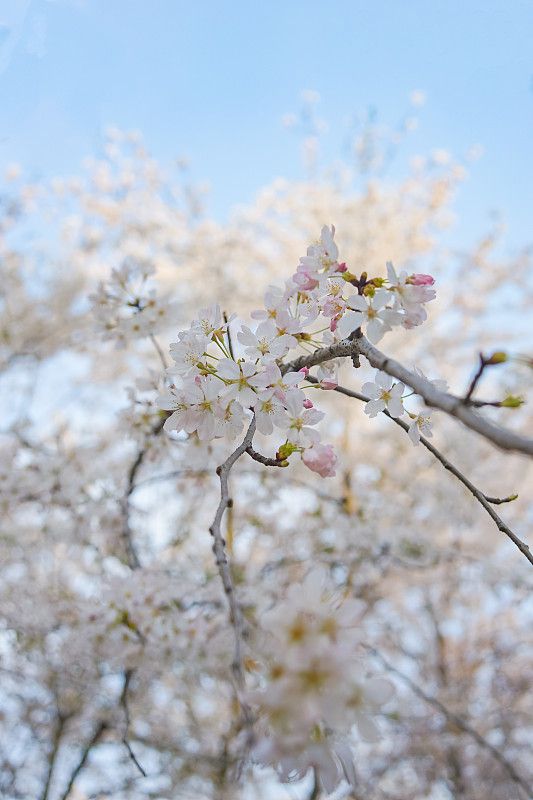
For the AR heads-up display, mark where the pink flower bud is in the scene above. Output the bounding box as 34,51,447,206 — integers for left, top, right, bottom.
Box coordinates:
293,268,319,291
302,443,337,478
319,380,338,390
299,367,310,377
336,261,348,273
408,273,435,286
303,398,314,409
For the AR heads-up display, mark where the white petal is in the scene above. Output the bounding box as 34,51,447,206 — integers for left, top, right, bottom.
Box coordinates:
361,382,380,399
355,711,381,742
365,677,395,706
364,399,385,417
336,310,363,340
387,397,404,418
366,317,385,344
376,371,392,390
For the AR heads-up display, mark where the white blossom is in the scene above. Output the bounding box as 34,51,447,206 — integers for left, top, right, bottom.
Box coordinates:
362,371,405,417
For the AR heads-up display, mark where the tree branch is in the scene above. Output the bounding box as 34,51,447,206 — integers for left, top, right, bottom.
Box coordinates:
356,336,533,457
40,710,68,800
281,337,533,456
120,670,147,777
365,646,532,798
245,445,287,468
209,415,257,724
59,721,108,800
308,377,533,567
120,416,166,569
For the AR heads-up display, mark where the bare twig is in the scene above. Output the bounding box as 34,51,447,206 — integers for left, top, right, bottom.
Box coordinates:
209,416,257,721
120,416,166,569
40,710,68,800
484,494,519,505
309,377,533,567
149,333,168,370
120,670,147,777
133,467,211,488
59,721,108,800
245,445,287,468
464,353,487,402
365,646,532,798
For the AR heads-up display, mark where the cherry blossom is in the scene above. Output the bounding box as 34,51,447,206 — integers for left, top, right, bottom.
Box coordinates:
407,412,433,445
337,290,402,343
362,371,406,418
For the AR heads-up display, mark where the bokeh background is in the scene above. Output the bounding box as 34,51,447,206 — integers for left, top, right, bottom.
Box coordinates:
1,3,533,800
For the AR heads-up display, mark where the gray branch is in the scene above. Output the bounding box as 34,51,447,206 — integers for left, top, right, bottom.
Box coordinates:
366,646,532,798
314,377,533,567
209,416,257,725
281,336,533,457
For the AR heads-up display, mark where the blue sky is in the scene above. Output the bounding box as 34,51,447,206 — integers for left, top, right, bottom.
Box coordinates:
1,0,531,247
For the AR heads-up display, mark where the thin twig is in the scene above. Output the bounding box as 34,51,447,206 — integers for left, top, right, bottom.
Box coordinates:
40,710,68,800
464,353,486,402
132,467,211,489
209,416,257,721
149,333,168,370
120,670,147,777
365,646,532,798
121,416,166,569
484,494,519,505
58,721,108,800
245,445,287,468
308,377,533,567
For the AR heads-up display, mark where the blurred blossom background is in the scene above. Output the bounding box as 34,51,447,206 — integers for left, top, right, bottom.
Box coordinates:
1,2,532,800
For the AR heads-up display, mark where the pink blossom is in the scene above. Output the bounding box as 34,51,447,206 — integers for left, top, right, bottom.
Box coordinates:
302,443,337,477
299,367,310,378
293,266,319,291
408,273,435,286
303,398,314,409
336,261,348,273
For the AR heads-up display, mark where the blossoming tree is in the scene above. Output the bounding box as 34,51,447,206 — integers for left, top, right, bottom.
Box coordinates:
1,122,532,800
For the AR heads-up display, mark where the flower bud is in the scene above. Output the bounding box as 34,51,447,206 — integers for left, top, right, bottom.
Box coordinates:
485,351,507,365
500,395,524,408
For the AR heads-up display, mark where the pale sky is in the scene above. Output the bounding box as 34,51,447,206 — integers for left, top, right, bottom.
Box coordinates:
1,0,532,247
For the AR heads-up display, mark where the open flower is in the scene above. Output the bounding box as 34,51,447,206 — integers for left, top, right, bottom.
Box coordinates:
168,329,209,376
217,358,258,407
253,390,287,435
276,390,324,447
407,412,433,445
238,319,293,362
337,290,401,343
362,371,405,417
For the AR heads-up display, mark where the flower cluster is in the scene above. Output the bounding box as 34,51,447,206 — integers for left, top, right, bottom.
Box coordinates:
362,368,447,445
90,259,179,344
159,226,436,465
250,571,394,793
157,304,337,475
